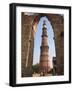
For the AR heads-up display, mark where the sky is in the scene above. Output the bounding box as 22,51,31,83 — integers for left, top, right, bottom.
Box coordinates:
33,16,56,65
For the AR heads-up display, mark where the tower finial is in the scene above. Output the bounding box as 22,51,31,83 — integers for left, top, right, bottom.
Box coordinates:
43,20,46,28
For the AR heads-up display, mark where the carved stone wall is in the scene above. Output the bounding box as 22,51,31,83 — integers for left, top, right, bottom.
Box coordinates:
21,13,34,77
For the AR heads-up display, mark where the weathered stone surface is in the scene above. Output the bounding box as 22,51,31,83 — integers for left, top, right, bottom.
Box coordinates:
21,13,34,77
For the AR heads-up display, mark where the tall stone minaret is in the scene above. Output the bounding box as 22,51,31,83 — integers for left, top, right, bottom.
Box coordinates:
40,20,51,75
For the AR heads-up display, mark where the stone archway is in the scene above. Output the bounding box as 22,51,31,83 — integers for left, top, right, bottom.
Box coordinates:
21,12,64,77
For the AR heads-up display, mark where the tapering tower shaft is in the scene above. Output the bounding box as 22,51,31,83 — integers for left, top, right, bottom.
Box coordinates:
40,21,51,74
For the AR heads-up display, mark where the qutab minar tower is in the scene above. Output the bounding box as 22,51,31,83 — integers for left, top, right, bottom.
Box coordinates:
40,20,52,75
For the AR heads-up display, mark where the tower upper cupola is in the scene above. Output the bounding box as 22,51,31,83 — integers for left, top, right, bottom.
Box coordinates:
43,20,47,28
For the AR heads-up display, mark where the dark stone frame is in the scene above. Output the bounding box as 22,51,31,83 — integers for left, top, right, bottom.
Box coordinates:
9,3,71,87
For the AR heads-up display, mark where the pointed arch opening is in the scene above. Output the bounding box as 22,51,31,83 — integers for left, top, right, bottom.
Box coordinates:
32,16,57,76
